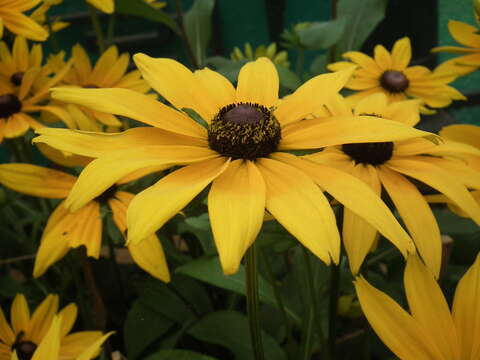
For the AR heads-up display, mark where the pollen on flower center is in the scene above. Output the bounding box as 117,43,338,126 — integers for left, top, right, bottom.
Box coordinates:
207,103,281,160
0,94,22,118
10,72,24,86
342,142,394,166
380,70,409,93
95,184,118,204
12,340,37,360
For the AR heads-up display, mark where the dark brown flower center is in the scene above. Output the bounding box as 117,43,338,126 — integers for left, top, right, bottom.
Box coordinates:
10,72,24,86
0,94,22,118
207,103,281,160
342,142,394,165
379,70,409,93
95,184,118,204
12,340,37,360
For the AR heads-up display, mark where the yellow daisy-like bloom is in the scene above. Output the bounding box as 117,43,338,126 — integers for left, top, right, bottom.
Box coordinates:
306,93,480,276
355,254,480,360
86,0,113,14
328,37,466,112
0,0,48,41
231,42,290,68
0,162,170,281
35,57,436,274
426,124,480,217
432,20,480,79
51,44,150,131
0,294,110,360
0,47,72,142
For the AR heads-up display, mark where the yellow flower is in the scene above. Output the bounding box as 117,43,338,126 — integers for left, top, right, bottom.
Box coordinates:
306,93,480,276
0,0,48,41
31,0,69,34
0,162,170,281
355,254,480,360
0,38,72,142
231,42,290,68
426,124,480,218
36,57,434,274
328,37,466,113
50,44,150,131
432,20,480,79
0,294,110,360
86,0,113,14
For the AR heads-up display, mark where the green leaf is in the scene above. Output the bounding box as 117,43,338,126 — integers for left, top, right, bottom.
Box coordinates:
432,208,479,235
188,311,287,360
206,56,245,82
275,65,301,91
115,0,179,34
309,54,328,75
176,256,301,325
184,0,215,67
178,213,217,255
297,18,347,50
146,350,217,360
336,0,388,55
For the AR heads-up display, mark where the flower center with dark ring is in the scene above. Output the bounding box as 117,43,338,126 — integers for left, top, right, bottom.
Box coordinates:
0,94,22,118
208,103,281,160
10,72,24,86
95,184,118,204
342,142,394,166
379,70,409,93
12,340,37,360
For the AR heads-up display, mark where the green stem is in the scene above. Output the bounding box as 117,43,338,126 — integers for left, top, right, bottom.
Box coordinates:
88,5,106,53
173,0,199,69
106,13,116,46
45,13,60,53
328,262,340,358
245,243,265,360
300,306,315,360
295,48,305,77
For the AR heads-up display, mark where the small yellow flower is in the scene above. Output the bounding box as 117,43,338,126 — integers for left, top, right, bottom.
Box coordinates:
328,37,466,113
0,0,48,41
36,57,434,274
231,42,290,68
0,294,110,360
0,161,170,281
355,254,480,360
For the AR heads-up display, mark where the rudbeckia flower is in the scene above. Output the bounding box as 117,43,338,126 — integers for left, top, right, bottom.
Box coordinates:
86,0,113,14
0,162,170,281
328,37,465,113
306,93,480,276
50,44,150,131
426,124,480,218
0,294,110,360
355,254,480,360
0,0,48,41
36,57,436,274
0,42,72,143
432,20,480,79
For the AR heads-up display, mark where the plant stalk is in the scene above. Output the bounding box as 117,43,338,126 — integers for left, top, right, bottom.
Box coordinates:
328,262,340,358
88,5,106,53
173,0,199,69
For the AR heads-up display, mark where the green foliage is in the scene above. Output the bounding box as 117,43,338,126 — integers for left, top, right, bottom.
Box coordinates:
145,350,217,360
297,19,347,50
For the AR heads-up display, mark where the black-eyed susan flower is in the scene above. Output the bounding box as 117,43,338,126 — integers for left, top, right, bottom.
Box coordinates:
0,294,110,360
328,37,465,113
36,57,437,274
432,20,480,79
50,44,150,131
0,0,48,41
231,42,290,68
306,93,480,276
355,254,480,360
0,162,170,281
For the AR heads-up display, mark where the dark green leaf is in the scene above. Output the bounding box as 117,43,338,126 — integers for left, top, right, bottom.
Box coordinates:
188,311,287,360
146,350,217,360
297,18,347,50
336,0,388,55
184,0,215,67
115,0,179,34
178,213,216,255
275,65,301,91
432,208,479,235
309,54,328,75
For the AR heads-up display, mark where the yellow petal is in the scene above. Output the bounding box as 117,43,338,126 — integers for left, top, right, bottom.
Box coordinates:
86,0,114,13
36,143,92,169
133,54,220,122
275,67,355,126
440,124,480,149
72,44,92,81
0,9,48,41
57,304,77,337
26,294,59,343
0,307,14,345
127,157,230,244
0,163,75,198
404,255,460,360
51,87,206,138
342,164,380,274
391,37,412,70
4,113,29,139
354,276,443,360
208,160,266,274
386,98,421,126
256,157,340,265
31,315,62,360
353,93,388,117
75,332,114,360
11,294,30,334
34,126,206,158
272,153,415,257
448,20,480,48
374,44,392,70
236,57,278,108
342,51,382,75
66,202,102,258
279,116,435,150
60,331,104,359
452,254,480,360
379,167,441,278
90,46,118,83
421,157,480,190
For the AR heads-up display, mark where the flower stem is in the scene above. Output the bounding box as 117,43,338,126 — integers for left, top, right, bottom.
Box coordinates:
295,48,305,77
328,262,340,358
173,0,199,69
88,5,106,53
245,243,265,360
